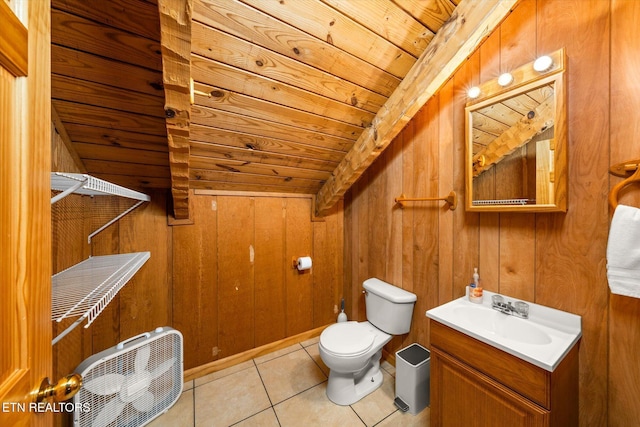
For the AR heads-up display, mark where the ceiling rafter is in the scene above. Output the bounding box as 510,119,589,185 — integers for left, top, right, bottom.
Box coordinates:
159,0,192,220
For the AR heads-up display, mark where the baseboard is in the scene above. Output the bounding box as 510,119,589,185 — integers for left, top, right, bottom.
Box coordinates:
183,324,329,383
382,349,397,367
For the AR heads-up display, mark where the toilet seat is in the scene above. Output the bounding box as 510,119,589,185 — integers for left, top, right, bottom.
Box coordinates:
320,322,375,357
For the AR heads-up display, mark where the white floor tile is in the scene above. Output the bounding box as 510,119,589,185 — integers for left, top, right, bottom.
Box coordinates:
147,388,194,427
195,366,270,427
351,369,397,426
185,339,425,427
233,408,280,426
274,383,365,427
257,348,327,404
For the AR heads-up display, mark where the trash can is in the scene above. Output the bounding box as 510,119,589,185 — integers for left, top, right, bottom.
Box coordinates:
394,343,430,415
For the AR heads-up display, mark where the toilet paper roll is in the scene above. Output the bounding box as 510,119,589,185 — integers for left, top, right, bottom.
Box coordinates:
296,256,312,271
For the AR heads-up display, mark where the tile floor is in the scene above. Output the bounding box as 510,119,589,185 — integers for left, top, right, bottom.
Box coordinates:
148,337,430,426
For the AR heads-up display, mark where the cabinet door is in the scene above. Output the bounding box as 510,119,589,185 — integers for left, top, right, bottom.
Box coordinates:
431,348,549,427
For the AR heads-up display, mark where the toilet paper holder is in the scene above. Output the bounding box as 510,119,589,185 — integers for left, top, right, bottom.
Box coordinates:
292,256,313,272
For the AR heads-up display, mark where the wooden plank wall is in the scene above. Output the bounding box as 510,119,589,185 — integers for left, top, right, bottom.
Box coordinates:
344,1,639,426
172,192,344,369
609,0,640,425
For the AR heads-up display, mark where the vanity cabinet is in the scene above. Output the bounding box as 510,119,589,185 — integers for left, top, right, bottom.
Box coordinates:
429,321,579,427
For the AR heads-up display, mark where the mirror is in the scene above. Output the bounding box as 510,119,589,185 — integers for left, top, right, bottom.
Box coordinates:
465,48,567,212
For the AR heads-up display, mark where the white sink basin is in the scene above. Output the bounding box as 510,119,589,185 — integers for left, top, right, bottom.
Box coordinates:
452,305,552,345
426,289,581,371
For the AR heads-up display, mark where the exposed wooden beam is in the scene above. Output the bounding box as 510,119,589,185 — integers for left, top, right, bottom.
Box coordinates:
158,0,192,220
314,0,520,216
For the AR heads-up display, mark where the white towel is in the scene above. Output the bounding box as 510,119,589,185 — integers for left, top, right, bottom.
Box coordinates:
607,204,640,298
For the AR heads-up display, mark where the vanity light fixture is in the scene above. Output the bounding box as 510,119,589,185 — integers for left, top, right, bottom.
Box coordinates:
533,55,554,72
497,72,514,87
468,86,481,99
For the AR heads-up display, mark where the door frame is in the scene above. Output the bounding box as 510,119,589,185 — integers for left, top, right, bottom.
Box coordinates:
0,1,52,425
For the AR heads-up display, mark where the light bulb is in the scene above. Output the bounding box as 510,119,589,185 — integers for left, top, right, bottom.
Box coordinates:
533,55,553,72
497,73,513,87
468,86,481,99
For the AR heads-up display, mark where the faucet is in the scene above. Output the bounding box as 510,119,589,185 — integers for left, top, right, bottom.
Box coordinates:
491,295,529,319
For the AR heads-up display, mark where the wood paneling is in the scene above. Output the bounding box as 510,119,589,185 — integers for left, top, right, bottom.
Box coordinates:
191,23,386,114
217,197,255,357
322,0,435,57
535,1,610,426
51,8,162,70
195,0,400,99
496,0,537,303
404,97,441,349
241,0,417,79
172,194,218,369
51,0,162,40
285,198,314,336
609,0,640,425
437,78,455,306
343,1,635,426
120,191,172,337
451,54,480,302
51,0,167,191
189,56,375,128
171,192,344,369
312,200,345,327
254,198,286,346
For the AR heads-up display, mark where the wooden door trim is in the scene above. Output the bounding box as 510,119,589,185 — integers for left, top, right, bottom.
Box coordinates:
0,1,28,76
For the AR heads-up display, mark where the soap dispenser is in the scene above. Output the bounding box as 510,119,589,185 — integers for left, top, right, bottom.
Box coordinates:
469,267,483,304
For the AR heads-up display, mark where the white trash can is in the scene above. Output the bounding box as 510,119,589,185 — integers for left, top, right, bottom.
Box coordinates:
394,343,430,415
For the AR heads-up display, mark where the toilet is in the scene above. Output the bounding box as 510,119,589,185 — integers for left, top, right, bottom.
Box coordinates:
319,278,417,405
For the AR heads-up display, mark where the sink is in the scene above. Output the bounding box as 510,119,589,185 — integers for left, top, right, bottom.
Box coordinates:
452,305,552,345
426,289,581,371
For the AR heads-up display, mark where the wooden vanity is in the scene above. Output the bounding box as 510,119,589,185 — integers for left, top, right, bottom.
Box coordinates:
429,320,579,427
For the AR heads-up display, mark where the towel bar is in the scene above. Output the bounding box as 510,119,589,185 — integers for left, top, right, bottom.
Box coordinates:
395,191,457,210
609,160,640,210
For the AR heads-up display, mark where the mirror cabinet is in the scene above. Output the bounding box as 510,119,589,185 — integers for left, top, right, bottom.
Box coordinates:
465,48,567,212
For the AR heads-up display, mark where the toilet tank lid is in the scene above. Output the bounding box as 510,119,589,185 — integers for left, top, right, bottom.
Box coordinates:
363,278,417,303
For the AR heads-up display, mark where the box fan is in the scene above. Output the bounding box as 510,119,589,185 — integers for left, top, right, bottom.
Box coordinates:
73,327,183,427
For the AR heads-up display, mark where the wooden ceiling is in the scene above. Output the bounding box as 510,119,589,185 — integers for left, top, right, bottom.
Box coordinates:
51,0,517,219
51,0,168,187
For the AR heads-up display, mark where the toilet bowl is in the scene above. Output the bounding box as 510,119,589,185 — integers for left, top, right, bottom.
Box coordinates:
319,321,391,405
319,278,417,406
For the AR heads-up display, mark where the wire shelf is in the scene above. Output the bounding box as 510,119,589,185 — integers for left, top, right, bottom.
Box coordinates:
51,172,150,243
51,172,150,202
51,252,151,345
472,198,535,206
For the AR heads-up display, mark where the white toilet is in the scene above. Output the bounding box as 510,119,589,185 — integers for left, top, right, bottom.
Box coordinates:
319,278,417,405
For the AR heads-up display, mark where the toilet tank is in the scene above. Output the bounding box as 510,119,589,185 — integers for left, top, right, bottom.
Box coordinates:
363,278,417,335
